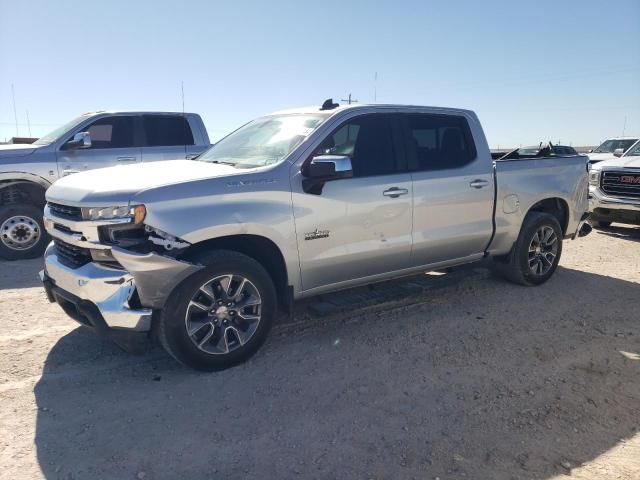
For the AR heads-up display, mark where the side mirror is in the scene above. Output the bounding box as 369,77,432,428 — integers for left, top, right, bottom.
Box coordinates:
304,155,353,179
64,131,92,150
588,149,593,153
613,148,624,157
302,155,353,194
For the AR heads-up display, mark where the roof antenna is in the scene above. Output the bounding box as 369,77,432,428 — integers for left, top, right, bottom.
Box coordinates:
320,98,339,110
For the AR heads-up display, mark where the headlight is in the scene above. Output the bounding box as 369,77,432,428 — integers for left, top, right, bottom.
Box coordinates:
588,170,600,186
83,204,146,224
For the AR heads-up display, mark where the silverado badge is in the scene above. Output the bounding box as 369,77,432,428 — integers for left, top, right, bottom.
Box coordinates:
304,228,330,241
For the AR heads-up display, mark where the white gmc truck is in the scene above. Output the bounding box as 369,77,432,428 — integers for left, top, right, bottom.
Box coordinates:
0,111,210,260
40,101,591,371
588,138,640,227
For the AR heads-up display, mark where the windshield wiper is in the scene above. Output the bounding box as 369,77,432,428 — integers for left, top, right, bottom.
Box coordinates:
209,160,237,166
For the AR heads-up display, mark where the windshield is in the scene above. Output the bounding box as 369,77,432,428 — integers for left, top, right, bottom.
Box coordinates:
198,113,328,168
33,115,90,145
593,139,638,153
625,141,640,157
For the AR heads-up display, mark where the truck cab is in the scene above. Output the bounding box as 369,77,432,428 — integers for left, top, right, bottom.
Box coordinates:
0,111,210,260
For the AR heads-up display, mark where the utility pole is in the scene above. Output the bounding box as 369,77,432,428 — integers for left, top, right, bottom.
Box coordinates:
26,110,32,137
341,93,358,105
11,84,19,136
374,72,377,103
622,116,627,137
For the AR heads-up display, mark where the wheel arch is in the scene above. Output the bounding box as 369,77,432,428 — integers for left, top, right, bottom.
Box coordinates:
182,234,292,313
526,197,569,235
0,179,48,208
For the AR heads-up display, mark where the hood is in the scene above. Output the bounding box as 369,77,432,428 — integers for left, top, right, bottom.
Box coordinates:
0,143,40,159
592,155,640,171
587,152,618,163
46,160,239,205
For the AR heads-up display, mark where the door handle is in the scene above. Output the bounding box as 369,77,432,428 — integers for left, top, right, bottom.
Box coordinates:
62,169,80,176
469,179,490,189
383,187,409,198
117,156,137,162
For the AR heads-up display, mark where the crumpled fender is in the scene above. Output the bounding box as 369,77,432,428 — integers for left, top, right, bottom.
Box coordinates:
111,246,203,309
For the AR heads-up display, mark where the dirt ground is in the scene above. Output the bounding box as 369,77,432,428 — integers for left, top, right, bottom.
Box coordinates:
0,225,639,480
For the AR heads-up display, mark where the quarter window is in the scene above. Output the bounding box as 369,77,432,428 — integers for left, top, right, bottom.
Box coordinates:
143,115,194,147
405,114,476,171
315,114,399,177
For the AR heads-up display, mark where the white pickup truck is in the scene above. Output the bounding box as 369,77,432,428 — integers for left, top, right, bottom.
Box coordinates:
41,101,591,371
587,136,639,165
0,111,210,260
588,138,640,227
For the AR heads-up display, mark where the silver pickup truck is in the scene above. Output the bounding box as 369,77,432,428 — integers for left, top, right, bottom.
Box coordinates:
40,101,591,371
0,111,210,260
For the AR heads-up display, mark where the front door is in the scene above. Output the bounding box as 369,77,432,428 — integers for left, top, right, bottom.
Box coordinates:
292,113,413,292
57,115,141,175
403,112,494,265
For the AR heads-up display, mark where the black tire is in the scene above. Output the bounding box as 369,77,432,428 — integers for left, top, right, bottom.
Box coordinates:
494,212,563,286
590,220,612,229
157,249,277,371
0,203,50,260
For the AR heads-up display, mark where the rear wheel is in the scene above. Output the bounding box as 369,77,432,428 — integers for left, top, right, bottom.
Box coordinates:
157,250,277,371
590,220,611,229
494,212,563,286
0,204,49,260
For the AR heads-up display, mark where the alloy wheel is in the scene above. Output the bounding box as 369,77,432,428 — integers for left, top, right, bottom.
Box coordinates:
527,225,558,276
184,274,262,355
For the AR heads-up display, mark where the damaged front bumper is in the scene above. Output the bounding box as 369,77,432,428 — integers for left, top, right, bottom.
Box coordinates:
41,242,201,339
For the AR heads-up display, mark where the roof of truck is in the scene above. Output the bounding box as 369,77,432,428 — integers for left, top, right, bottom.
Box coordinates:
600,136,639,140
269,103,475,117
80,110,200,116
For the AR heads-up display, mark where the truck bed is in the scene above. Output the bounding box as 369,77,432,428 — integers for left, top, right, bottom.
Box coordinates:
488,155,589,256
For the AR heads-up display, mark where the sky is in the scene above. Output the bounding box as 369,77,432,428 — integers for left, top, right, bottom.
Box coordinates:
1,0,639,147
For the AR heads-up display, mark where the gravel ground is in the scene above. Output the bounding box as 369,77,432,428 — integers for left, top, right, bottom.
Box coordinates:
0,225,639,480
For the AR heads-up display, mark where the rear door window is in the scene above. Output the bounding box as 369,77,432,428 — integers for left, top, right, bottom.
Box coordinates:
143,115,194,147
403,114,477,171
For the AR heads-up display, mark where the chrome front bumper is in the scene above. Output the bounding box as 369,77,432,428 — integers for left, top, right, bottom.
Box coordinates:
589,187,640,213
41,243,152,331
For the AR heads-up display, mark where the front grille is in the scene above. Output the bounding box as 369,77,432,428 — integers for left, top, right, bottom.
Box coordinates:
601,171,640,199
48,202,83,220
53,238,92,269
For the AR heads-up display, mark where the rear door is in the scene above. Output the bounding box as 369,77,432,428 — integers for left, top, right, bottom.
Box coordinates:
140,114,201,162
292,113,414,292
403,112,494,265
57,115,141,174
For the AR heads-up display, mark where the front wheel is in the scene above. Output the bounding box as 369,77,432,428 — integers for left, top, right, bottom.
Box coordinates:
494,212,563,286
157,250,277,371
0,203,50,260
